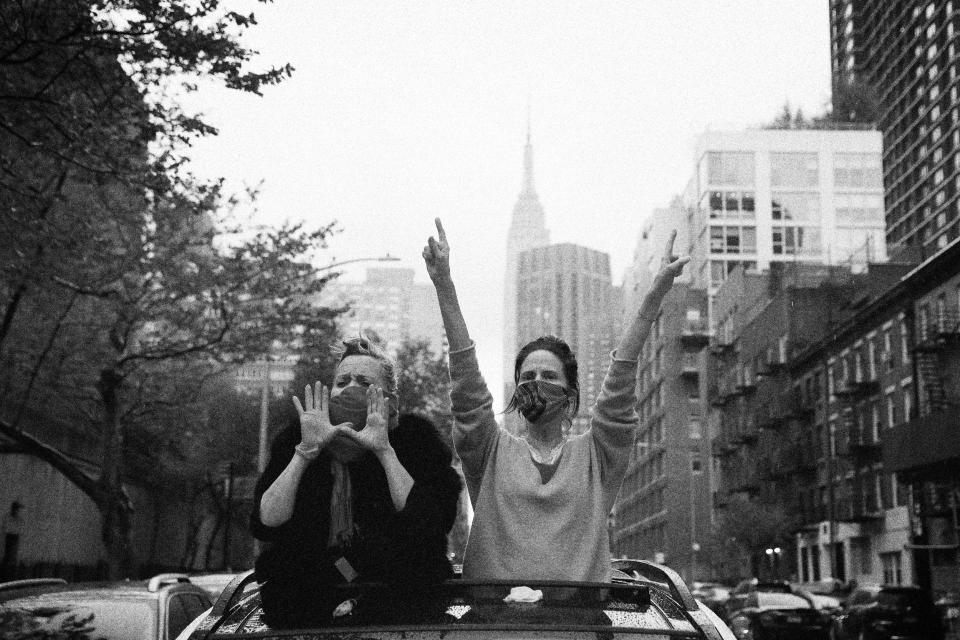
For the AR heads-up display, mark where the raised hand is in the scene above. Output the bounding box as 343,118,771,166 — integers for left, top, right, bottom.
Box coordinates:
292,383,349,453
422,217,451,283
657,230,691,281
335,385,392,454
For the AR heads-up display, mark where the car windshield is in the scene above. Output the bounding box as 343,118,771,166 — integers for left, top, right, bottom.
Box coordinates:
3,598,155,640
756,593,812,610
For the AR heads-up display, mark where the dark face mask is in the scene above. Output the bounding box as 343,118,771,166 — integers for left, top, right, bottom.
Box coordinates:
328,385,399,430
510,380,570,425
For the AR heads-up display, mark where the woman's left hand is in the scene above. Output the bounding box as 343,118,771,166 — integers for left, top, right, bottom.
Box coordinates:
336,385,392,454
657,229,691,281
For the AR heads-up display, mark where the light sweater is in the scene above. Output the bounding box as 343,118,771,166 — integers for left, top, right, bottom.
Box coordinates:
449,342,640,582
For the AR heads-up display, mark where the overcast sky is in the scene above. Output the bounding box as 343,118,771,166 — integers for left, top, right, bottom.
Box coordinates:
186,1,832,411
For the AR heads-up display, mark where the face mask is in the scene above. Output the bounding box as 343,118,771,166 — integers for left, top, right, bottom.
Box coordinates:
328,385,400,431
329,386,370,430
511,380,570,425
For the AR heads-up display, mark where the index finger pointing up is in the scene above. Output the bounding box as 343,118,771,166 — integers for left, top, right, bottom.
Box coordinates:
434,217,447,243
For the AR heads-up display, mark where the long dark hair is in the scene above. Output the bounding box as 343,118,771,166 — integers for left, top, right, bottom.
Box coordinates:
505,335,580,416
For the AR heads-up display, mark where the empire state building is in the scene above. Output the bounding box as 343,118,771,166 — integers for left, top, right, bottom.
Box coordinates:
503,124,549,434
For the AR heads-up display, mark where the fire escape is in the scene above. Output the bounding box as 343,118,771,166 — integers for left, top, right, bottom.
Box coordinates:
914,310,960,414
834,361,883,523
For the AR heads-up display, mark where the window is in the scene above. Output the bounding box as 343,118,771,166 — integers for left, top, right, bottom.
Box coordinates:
835,193,884,225
771,153,819,187
689,417,702,439
772,226,821,255
706,190,755,219
691,455,703,474
710,225,756,254
881,552,903,585
707,152,755,186
772,192,822,222
886,393,897,428
904,384,913,420
834,153,883,188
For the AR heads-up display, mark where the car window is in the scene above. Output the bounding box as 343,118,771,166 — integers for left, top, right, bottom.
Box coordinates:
756,593,813,610
167,595,194,640
5,597,155,640
877,590,931,611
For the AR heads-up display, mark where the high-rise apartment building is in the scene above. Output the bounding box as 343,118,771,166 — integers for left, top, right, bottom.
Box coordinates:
513,243,617,436
681,129,888,317
321,268,446,353
829,1,960,256
504,127,551,433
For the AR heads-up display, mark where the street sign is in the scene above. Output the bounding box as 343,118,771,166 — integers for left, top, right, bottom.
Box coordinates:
235,361,296,382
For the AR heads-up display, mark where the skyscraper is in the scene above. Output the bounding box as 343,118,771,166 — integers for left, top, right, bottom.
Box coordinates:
829,1,960,256
514,243,617,436
503,123,550,432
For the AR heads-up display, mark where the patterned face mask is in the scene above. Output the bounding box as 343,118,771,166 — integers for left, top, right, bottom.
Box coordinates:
510,380,570,425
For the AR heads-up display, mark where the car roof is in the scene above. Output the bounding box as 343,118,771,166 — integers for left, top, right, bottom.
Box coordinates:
190,569,729,640
0,576,209,605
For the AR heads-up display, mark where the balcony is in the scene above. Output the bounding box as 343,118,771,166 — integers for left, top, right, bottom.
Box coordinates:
712,491,729,510
679,319,710,348
728,422,759,446
711,440,737,458
736,378,757,395
709,337,736,358
837,491,883,523
914,310,960,353
725,466,761,494
784,396,815,420
758,454,788,481
838,425,882,462
883,409,960,474
834,377,881,400
757,359,788,378
679,354,700,379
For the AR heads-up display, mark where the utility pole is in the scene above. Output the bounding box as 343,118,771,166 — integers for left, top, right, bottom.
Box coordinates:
223,462,234,570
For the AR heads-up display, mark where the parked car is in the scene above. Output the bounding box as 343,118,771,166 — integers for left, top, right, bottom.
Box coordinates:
832,584,945,640
692,581,732,615
723,579,796,620
726,590,833,639
180,560,737,640
0,573,213,640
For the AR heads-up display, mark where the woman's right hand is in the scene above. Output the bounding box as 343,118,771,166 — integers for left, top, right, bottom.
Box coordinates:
422,217,451,284
292,383,350,452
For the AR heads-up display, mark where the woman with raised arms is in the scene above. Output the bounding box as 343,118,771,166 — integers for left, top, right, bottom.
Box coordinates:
423,218,688,581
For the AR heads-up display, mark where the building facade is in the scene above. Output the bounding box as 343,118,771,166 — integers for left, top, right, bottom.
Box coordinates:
322,267,446,353
681,129,887,319
513,243,617,436
705,249,960,590
883,238,960,592
830,0,960,257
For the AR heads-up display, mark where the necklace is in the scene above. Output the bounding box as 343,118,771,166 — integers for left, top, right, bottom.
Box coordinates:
524,435,566,465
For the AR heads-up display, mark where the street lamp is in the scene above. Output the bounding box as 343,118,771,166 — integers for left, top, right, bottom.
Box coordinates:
765,547,783,579
316,254,400,273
